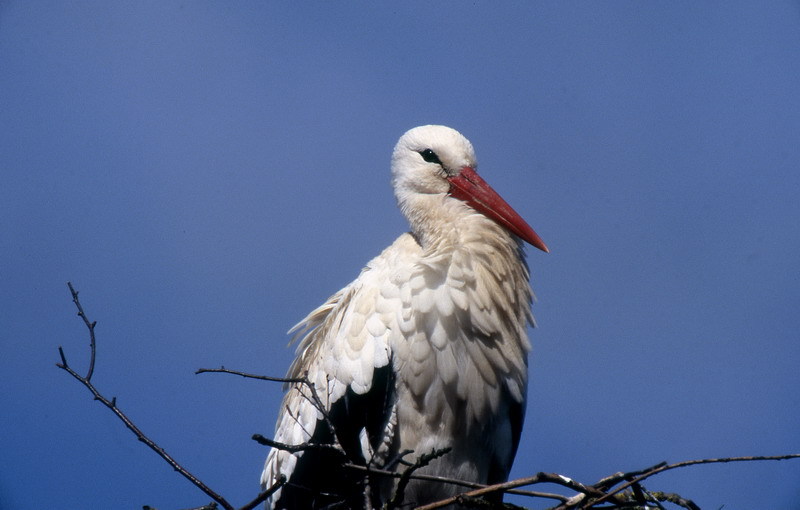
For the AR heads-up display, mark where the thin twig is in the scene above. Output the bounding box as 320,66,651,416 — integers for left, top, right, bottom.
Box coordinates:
196,366,306,384
252,433,345,456
66,281,98,381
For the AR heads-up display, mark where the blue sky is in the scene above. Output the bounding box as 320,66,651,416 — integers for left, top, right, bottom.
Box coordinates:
2,2,799,509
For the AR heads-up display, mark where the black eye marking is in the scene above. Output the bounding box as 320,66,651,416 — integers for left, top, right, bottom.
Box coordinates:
418,148,443,166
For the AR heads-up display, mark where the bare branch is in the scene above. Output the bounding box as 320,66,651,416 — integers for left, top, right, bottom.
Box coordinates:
251,433,345,456
196,366,306,385
56,283,235,510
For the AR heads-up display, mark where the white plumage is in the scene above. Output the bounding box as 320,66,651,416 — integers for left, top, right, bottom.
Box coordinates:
261,125,548,509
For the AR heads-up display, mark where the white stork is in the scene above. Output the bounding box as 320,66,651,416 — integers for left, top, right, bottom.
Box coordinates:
261,125,548,508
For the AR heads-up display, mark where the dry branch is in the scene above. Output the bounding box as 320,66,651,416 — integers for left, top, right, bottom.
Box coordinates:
56,282,285,510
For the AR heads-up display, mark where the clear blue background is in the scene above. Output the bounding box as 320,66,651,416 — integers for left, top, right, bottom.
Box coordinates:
2,2,799,509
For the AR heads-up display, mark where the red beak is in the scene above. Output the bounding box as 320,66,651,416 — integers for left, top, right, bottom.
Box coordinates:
448,167,549,253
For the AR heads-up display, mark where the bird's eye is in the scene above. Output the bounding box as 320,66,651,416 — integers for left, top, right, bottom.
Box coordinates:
419,149,443,166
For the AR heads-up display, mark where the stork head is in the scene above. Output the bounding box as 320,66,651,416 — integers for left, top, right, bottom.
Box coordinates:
391,125,549,253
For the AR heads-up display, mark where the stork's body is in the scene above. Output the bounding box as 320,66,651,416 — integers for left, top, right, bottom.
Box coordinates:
261,126,547,508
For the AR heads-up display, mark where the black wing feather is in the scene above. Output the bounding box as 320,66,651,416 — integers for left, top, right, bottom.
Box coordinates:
273,364,396,509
